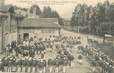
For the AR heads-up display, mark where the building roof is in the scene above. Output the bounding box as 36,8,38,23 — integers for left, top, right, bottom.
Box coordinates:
18,18,61,28
0,12,8,17
104,34,112,38
100,22,114,26
0,5,13,13
63,19,70,26
100,22,114,35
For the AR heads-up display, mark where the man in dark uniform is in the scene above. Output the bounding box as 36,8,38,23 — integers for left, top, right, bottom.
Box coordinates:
32,59,37,73
19,58,23,72
41,53,44,59
29,58,33,72
1,57,6,72
39,58,46,73
36,59,40,73
25,58,29,72
48,58,55,73
10,56,16,72
36,43,40,55
29,46,35,58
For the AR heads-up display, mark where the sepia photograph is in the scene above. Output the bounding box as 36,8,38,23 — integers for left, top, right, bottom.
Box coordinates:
0,0,114,73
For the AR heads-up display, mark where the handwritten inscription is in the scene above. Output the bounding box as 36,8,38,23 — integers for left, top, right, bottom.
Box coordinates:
17,0,77,5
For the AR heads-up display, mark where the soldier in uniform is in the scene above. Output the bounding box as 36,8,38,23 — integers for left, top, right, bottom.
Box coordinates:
25,58,29,72
32,58,37,73
62,55,68,73
65,52,74,67
1,57,6,72
0,58,4,72
29,58,33,72
29,46,35,58
55,54,62,73
38,58,46,73
11,56,16,72
20,57,24,72
48,58,55,73
36,59,40,73
35,43,40,55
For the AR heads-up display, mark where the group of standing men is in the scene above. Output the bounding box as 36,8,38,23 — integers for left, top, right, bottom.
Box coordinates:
0,36,76,73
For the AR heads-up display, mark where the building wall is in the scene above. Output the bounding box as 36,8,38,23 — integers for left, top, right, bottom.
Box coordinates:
4,33,17,46
1,13,18,48
0,0,4,7
4,16,18,47
18,28,60,41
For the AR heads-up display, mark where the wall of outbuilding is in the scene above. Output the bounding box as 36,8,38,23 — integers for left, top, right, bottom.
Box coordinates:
18,28,60,41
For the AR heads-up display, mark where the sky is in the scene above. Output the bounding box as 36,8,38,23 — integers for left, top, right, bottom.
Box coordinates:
5,0,114,19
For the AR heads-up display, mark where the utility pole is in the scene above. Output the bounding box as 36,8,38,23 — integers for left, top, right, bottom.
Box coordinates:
1,17,4,54
0,0,5,54
16,16,20,45
0,13,7,54
0,17,3,54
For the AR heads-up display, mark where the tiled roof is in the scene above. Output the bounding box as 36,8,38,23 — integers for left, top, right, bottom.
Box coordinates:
100,22,114,26
18,18,61,28
0,5,13,13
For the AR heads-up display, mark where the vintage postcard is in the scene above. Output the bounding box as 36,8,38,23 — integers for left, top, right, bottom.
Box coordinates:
0,0,114,73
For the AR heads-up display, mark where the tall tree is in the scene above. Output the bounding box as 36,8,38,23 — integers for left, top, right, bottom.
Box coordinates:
71,13,76,26
8,6,15,32
42,6,52,18
70,1,114,35
30,5,42,16
51,11,59,18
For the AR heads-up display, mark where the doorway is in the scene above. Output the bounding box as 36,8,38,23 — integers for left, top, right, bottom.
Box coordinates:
23,33,29,40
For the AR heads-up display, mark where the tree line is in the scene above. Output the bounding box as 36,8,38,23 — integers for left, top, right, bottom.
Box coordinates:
29,5,64,25
71,0,114,35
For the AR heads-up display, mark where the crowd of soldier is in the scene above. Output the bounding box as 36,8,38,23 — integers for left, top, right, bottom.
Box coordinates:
78,44,114,73
0,36,77,73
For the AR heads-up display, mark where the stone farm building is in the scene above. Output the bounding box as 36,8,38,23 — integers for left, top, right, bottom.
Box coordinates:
100,22,114,35
18,17,61,41
0,4,61,48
